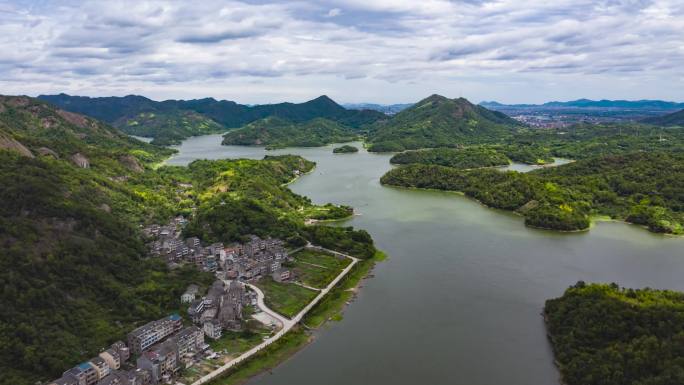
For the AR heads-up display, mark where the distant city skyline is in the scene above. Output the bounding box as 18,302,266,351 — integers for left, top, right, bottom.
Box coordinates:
1,0,683,104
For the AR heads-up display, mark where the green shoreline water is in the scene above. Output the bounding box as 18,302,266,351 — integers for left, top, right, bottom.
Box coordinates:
167,137,684,385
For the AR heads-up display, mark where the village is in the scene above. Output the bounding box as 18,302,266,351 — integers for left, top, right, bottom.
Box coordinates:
48,216,359,385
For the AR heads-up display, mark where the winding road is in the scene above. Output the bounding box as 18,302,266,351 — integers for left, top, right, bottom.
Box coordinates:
191,246,360,385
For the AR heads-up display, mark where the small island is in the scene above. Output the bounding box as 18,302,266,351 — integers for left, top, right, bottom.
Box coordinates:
333,145,359,154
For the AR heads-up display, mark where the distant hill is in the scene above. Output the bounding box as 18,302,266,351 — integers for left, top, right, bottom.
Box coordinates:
641,109,684,126
39,94,387,145
481,99,684,110
222,116,359,148
366,94,524,152
115,110,225,145
343,103,413,115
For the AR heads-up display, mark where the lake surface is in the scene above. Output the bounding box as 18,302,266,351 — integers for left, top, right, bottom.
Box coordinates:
168,136,684,385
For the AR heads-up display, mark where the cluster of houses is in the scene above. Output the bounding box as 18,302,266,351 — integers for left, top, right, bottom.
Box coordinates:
223,236,293,283
49,219,299,385
144,217,294,284
49,315,206,385
144,216,222,272
185,280,255,340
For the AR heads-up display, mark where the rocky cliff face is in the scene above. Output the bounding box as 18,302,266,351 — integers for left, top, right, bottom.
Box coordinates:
0,133,33,157
119,154,144,173
70,152,90,168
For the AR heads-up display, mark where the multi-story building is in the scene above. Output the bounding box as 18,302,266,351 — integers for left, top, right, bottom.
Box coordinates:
181,284,199,303
99,349,121,371
63,362,98,385
110,341,130,363
174,326,204,357
88,357,111,381
203,319,222,340
127,314,182,355
136,340,179,385
186,237,200,249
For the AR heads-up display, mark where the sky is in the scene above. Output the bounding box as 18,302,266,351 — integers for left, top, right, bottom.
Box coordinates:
1,0,683,104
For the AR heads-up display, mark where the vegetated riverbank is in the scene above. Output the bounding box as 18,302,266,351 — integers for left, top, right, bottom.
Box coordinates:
381,151,684,235
160,131,684,385
205,250,386,385
544,282,684,385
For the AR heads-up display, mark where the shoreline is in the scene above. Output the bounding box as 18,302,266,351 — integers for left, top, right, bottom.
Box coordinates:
381,183,680,237
198,248,385,385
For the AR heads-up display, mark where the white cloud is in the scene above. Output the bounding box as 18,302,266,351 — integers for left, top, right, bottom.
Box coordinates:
0,0,682,103
326,8,342,17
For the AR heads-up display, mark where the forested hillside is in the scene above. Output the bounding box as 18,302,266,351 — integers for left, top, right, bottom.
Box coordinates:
0,95,377,384
381,152,684,233
366,94,524,152
221,117,359,148
39,94,386,145
389,147,510,169
0,96,210,384
514,123,684,160
642,109,684,127
545,282,684,385
116,110,225,145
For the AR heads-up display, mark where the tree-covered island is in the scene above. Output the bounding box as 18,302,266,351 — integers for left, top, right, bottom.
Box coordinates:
333,145,359,154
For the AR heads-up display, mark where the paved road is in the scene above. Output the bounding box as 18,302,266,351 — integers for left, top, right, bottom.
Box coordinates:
192,246,360,385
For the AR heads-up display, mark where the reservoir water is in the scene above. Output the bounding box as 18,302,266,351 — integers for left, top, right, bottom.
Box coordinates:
168,135,684,385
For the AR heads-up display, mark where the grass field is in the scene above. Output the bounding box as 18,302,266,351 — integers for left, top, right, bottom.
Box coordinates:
256,278,318,318
209,330,268,356
207,327,310,385
303,250,386,328
290,249,351,289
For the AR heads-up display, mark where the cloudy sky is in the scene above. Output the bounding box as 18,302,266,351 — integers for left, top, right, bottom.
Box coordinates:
1,0,683,104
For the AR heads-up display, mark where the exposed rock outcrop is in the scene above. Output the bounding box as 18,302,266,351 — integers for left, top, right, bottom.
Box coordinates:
517,200,540,213
119,154,144,173
57,109,90,129
0,133,33,158
70,152,90,168
37,147,59,158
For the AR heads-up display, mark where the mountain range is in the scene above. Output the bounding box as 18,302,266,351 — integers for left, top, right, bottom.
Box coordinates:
38,94,386,145
480,99,684,110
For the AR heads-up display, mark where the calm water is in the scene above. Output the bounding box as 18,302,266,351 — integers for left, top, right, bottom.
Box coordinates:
168,136,684,385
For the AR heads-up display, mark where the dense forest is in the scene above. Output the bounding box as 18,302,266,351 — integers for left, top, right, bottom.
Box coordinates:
545,282,684,385
39,94,386,145
513,123,684,160
389,147,510,169
0,97,211,384
381,151,684,233
0,96,378,385
116,110,225,145
366,94,524,152
333,145,359,153
221,117,359,148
